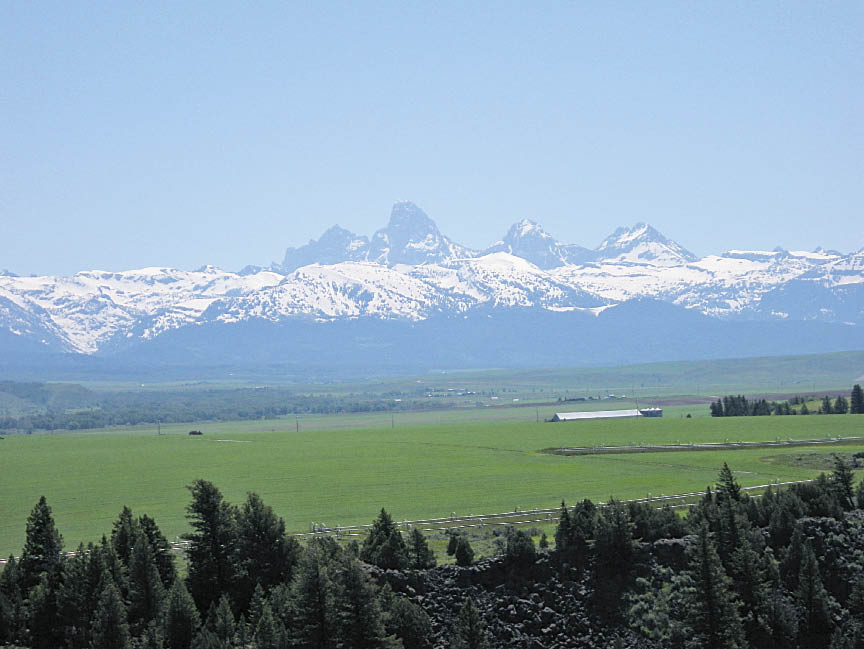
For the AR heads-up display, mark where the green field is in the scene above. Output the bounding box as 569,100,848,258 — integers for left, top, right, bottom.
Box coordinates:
2,411,863,557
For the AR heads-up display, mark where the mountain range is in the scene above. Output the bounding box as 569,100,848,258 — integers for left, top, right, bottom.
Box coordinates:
2,201,862,376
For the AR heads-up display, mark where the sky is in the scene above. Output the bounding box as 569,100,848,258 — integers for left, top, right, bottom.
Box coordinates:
2,2,862,276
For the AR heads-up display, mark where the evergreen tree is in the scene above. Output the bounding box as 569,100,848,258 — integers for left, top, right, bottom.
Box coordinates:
852,384,864,414
592,499,636,615
406,528,436,570
451,597,488,649
503,528,536,570
111,506,139,567
379,585,431,649
797,541,833,647
835,396,849,414
780,525,806,592
164,579,200,649
679,524,746,649
801,402,810,415
831,454,856,510
290,546,335,649
183,480,238,613
24,572,63,649
128,533,166,636
233,492,300,613
454,536,475,567
538,533,549,550
334,555,394,649
57,543,99,649
202,594,235,647
246,583,267,632
446,530,460,557
89,581,131,649
138,514,176,589
253,601,281,649
360,509,408,570
20,496,63,590
554,499,594,567
0,555,22,642
822,396,834,414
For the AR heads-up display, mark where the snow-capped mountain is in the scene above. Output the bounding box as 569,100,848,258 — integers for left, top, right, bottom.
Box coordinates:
1,201,862,369
276,201,475,272
484,220,593,269
595,223,697,266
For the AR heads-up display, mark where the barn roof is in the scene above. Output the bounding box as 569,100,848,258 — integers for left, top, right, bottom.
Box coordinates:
553,409,643,421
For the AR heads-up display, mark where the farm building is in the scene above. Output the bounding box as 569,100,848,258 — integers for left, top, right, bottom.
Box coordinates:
551,408,662,422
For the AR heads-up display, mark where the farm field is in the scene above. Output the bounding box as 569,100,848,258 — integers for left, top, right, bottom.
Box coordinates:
1,412,863,557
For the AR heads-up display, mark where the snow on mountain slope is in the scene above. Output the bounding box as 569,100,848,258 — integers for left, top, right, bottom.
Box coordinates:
595,223,697,265
2,204,863,356
0,266,283,352
483,220,593,269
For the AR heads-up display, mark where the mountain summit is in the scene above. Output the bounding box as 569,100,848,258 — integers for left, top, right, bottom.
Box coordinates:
368,201,476,265
484,220,592,269
595,223,697,266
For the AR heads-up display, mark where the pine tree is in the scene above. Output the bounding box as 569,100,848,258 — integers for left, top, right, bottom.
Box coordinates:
163,579,200,649
680,524,746,649
406,528,436,570
20,496,63,590
208,594,236,647
183,480,238,613
137,515,176,589
821,396,834,415
57,543,98,649
360,509,408,570
0,555,22,642
834,396,849,414
89,581,131,649
334,555,394,649
797,541,833,647
592,499,636,615
454,536,474,567
831,455,856,510
291,546,335,649
128,533,166,635
451,597,488,649
253,601,281,649
379,585,431,649
853,384,864,414
25,572,64,649
801,402,810,415
233,492,299,613
111,507,139,567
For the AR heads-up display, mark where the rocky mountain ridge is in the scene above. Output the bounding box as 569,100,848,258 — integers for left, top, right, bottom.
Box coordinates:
1,201,862,366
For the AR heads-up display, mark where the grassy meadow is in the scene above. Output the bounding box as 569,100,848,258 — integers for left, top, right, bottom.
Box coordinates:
2,410,863,557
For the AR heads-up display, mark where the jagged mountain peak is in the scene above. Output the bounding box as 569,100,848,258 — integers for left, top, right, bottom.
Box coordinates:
369,202,475,266
485,220,592,269
387,201,439,233
598,223,667,249
596,222,696,265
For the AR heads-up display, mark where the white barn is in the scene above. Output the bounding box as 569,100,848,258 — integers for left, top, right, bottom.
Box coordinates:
551,408,662,422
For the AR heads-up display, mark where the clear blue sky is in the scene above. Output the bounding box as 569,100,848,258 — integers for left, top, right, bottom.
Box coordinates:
2,2,862,276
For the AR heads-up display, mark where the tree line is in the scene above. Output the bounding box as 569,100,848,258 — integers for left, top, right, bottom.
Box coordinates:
710,384,864,417
4,458,864,648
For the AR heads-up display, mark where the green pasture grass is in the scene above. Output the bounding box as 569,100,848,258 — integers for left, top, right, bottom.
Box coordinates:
1,414,863,557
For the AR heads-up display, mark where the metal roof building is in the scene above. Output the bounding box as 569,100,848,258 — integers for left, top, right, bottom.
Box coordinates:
551,408,662,422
